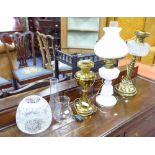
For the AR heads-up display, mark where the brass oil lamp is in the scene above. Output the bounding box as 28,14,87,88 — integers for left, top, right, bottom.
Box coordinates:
74,60,97,117
115,31,150,96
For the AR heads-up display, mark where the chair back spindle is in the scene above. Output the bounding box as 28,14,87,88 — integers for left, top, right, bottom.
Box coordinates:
13,31,35,68
37,31,54,70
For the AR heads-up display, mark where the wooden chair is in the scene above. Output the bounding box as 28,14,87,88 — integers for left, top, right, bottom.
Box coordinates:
1,32,53,89
36,31,72,77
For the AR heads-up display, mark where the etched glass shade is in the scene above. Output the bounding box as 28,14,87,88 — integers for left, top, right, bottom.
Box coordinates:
16,95,52,134
127,40,150,56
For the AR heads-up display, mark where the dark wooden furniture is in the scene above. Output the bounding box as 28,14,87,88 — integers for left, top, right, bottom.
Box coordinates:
1,75,154,137
2,32,53,89
28,17,39,51
54,50,104,78
3,66,155,137
13,31,36,66
35,18,60,49
28,17,60,51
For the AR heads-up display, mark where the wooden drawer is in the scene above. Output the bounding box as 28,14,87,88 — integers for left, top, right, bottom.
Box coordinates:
0,107,16,128
124,109,155,137
107,127,125,137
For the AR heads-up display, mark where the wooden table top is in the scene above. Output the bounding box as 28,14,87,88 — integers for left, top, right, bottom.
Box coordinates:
0,75,155,137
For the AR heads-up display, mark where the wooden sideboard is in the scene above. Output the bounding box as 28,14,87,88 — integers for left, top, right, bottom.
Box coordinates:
0,66,155,137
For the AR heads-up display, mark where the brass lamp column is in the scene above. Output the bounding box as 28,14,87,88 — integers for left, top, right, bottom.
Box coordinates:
115,31,150,96
74,60,97,117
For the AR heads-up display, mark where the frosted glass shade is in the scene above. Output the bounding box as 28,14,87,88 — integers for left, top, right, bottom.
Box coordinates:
127,40,150,56
94,27,128,59
16,95,52,134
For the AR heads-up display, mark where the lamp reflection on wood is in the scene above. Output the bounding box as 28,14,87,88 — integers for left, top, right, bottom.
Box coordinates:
115,31,150,96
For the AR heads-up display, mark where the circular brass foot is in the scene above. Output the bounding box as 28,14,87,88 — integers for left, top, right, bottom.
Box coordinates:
115,79,137,97
73,98,97,117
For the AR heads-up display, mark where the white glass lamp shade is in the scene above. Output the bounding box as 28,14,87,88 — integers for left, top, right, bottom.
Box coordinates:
16,95,52,134
127,40,150,57
94,27,128,59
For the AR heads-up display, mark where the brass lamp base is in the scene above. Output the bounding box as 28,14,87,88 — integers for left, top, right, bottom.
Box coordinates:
73,98,97,117
115,78,137,96
115,31,150,97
